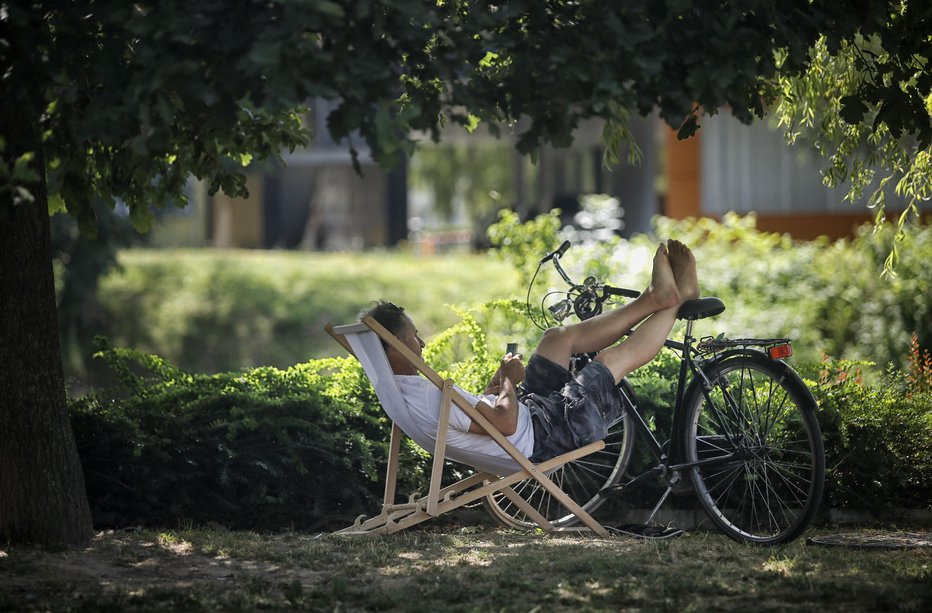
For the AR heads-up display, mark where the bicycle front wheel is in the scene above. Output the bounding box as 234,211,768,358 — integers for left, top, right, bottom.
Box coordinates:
681,353,824,545
484,380,637,529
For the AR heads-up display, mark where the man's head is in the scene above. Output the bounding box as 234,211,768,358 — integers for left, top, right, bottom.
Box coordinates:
359,301,424,374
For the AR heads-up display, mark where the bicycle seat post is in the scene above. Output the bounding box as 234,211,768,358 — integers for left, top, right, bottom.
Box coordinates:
672,319,697,426
678,319,698,366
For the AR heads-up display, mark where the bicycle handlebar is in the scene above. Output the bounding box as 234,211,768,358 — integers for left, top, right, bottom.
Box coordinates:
547,241,640,297
539,241,642,322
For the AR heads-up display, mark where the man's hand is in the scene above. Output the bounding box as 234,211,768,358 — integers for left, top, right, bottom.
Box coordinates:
500,353,525,385
484,352,525,395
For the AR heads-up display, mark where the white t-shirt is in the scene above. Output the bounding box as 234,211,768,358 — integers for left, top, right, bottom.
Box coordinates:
394,375,536,460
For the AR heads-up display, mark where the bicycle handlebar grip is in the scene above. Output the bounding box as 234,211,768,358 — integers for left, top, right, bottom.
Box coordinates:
555,240,571,258
605,286,641,299
540,240,572,263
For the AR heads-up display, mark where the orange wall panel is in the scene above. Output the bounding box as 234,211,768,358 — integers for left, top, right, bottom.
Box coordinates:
664,127,701,219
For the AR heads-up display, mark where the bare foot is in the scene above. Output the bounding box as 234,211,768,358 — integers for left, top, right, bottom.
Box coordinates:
668,240,700,301
647,243,680,309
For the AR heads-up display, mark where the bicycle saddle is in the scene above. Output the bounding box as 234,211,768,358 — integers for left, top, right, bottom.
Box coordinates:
677,297,725,321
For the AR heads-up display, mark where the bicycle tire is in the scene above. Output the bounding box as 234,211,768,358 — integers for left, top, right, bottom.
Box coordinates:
484,379,638,529
680,352,824,545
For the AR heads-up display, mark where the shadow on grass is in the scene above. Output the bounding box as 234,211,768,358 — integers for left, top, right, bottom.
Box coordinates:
1,528,929,611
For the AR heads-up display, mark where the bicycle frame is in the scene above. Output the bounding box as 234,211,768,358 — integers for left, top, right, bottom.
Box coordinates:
601,318,753,521
610,319,704,468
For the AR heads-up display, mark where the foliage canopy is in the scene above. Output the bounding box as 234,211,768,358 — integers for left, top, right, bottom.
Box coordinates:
5,1,927,232
773,9,932,266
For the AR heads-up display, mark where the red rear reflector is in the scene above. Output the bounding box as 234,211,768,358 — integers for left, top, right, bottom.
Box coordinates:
769,344,793,359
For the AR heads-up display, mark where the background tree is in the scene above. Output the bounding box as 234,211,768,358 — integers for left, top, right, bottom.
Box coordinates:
1,0,924,546
409,144,513,221
772,3,932,271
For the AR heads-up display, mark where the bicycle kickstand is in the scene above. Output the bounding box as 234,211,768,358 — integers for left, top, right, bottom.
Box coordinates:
644,485,673,526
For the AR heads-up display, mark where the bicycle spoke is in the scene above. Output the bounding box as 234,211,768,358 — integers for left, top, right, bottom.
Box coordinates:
766,461,811,503
748,461,781,534
564,462,605,505
569,458,614,479
745,463,777,536
761,386,792,441
706,463,744,503
757,461,799,529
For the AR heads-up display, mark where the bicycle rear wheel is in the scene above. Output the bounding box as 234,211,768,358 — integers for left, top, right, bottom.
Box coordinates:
484,380,637,529
681,353,824,545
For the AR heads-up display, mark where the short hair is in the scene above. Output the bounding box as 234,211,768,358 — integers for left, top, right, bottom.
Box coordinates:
359,301,409,340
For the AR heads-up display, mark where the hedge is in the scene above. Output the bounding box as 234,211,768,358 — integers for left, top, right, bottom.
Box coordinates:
72,313,931,530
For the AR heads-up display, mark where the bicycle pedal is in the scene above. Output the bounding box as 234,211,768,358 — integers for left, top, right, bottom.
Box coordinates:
669,482,693,495
599,484,626,497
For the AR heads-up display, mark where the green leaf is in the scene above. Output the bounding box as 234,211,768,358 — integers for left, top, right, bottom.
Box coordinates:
48,193,67,215
129,203,154,233
313,1,345,18
248,41,281,67
13,152,40,183
462,114,480,133
676,115,700,140
478,51,498,68
839,95,868,124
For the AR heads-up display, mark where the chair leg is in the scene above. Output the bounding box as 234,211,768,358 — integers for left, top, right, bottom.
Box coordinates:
498,486,555,531
381,423,403,513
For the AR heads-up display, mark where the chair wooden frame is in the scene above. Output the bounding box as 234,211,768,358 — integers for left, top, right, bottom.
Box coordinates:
326,316,608,536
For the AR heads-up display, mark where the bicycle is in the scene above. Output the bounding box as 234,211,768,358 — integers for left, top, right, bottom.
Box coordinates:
484,241,825,545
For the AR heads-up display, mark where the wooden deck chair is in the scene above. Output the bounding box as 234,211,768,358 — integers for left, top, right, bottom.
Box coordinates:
326,316,609,536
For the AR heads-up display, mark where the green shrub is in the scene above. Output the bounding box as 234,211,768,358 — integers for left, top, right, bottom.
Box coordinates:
72,340,432,530
802,342,932,514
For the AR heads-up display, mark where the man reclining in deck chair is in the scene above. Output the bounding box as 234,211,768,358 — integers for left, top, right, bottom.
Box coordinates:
360,240,700,465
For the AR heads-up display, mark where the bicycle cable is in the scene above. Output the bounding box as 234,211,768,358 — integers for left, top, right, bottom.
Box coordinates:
525,260,550,331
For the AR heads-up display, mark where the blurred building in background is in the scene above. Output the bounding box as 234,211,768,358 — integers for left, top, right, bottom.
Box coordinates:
150,103,924,250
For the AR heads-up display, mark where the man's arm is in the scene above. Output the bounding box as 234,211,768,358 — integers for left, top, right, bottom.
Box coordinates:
468,377,520,436
469,355,525,436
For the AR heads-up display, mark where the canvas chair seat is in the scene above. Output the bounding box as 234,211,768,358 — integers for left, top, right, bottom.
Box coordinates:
344,323,530,477
326,316,608,536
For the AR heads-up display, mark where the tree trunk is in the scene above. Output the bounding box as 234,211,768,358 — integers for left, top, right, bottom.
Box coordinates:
0,107,94,546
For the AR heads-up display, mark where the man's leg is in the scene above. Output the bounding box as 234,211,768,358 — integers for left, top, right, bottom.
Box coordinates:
532,243,681,370
594,240,699,382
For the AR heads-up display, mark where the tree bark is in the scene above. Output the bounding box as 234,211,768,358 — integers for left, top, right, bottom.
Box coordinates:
0,107,94,546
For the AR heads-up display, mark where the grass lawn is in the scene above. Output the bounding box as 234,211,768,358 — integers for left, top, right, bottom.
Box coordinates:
93,249,519,374
2,527,929,611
